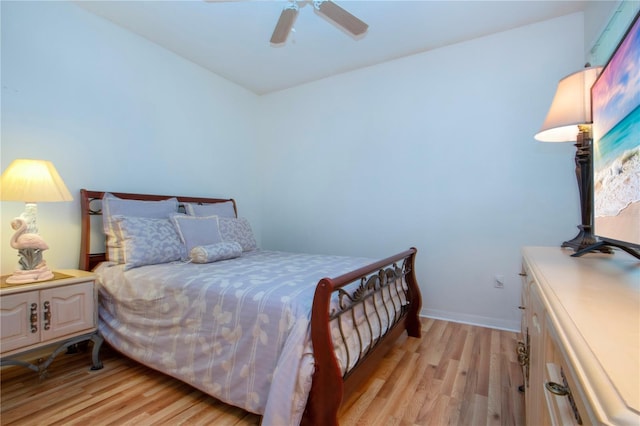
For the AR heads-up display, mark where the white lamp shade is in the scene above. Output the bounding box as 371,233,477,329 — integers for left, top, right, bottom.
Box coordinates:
535,66,602,142
0,159,73,202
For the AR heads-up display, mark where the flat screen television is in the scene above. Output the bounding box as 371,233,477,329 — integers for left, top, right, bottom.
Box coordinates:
589,11,640,259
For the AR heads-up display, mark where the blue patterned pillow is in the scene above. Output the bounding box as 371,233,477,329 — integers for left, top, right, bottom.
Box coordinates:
113,216,185,270
103,193,179,263
218,217,257,252
184,201,236,218
190,241,243,264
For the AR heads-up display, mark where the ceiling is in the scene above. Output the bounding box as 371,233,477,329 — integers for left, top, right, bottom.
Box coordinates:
74,0,590,95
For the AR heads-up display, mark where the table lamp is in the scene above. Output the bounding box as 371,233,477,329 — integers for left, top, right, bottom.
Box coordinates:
0,159,73,284
534,66,611,253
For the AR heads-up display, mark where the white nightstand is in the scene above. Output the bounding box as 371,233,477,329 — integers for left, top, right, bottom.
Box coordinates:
0,269,103,377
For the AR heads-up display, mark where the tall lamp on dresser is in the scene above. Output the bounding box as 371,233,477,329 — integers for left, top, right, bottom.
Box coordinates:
534,65,611,253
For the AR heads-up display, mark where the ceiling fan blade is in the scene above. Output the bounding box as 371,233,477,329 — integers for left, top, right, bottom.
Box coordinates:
315,1,368,37
270,7,299,45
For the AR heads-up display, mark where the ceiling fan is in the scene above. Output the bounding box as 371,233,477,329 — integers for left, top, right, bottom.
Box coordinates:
270,1,368,45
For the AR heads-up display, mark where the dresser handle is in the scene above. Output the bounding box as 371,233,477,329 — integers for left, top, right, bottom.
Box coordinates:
29,303,38,333
518,305,525,310
545,381,569,396
517,341,529,367
519,272,527,276
43,301,51,330
546,368,583,425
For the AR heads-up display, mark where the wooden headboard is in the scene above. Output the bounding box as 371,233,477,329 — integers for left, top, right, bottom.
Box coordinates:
79,189,237,271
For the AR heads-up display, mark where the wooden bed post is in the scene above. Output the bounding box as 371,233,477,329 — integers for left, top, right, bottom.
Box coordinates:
303,277,343,426
405,248,422,338
79,189,92,271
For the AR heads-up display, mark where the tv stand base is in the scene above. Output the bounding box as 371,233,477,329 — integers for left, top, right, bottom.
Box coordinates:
572,240,640,260
561,225,612,254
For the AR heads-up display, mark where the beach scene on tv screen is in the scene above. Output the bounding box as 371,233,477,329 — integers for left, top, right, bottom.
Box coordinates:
592,17,640,246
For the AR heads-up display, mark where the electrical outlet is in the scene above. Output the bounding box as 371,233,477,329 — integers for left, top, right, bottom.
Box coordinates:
494,274,505,288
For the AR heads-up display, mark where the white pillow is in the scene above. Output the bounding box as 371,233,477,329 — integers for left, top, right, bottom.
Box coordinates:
190,241,243,264
184,201,236,218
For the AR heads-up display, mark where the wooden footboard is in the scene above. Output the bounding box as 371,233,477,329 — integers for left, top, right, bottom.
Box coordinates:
302,248,421,426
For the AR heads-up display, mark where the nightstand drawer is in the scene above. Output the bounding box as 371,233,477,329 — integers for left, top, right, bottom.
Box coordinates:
0,291,40,352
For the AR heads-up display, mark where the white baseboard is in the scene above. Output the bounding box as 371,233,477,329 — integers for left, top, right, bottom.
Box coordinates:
421,308,520,332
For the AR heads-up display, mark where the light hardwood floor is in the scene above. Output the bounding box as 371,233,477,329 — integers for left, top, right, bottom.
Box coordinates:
0,318,524,425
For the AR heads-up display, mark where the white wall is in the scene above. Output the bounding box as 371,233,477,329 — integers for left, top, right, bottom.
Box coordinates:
1,1,261,274
2,2,595,331
257,13,586,331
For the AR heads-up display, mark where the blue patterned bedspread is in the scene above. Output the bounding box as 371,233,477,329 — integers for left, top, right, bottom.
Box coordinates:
96,250,378,425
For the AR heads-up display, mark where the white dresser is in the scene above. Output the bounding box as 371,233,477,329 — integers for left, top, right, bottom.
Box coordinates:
519,246,639,425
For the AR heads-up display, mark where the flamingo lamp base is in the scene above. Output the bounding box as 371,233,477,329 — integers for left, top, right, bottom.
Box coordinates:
6,263,54,284
6,212,54,285
6,245,54,285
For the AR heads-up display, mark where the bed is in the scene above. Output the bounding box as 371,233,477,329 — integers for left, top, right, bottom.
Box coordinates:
79,189,422,425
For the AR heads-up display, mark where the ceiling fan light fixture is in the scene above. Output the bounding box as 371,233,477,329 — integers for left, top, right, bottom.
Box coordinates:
270,2,299,45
